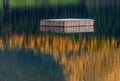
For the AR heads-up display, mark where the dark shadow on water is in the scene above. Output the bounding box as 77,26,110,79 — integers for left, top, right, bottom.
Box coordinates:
0,50,65,81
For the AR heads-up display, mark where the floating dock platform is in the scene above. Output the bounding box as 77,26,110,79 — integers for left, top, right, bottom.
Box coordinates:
40,19,94,33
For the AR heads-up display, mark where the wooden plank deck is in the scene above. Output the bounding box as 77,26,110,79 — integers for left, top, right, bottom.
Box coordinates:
40,19,94,33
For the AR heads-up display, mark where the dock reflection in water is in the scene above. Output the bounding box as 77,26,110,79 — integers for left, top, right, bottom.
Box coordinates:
0,34,120,81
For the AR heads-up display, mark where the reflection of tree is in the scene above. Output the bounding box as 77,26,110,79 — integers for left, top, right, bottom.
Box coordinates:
3,0,9,14
0,34,120,81
2,0,11,33
79,0,88,17
35,0,38,5
41,0,50,6
80,0,86,8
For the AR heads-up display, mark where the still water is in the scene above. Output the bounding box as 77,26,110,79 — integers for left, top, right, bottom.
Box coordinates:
0,7,120,81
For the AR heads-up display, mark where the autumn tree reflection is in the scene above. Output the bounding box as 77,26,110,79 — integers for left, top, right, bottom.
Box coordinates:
0,34,120,81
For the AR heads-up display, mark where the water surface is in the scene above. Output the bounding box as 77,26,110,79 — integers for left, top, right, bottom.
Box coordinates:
0,6,120,81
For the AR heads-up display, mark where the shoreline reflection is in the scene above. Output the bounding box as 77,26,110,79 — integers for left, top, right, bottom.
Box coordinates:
0,34,120,81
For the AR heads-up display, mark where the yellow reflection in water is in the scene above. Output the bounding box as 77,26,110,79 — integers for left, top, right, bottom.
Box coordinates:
0,34,120,81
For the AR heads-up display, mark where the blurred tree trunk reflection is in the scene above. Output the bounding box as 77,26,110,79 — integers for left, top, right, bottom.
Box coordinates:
79,0,88,18
79,0,87,11
2,0,12,35
3,0,9,14
3,0,10,21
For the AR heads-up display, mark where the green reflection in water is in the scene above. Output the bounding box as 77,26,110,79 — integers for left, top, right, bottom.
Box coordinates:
0,0,79,9
0,34,120,81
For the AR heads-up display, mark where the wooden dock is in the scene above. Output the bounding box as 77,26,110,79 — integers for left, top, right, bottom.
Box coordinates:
40,19,94,33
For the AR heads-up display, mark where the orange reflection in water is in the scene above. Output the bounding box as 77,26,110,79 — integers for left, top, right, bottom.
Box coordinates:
0,34,120,81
